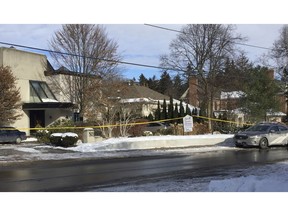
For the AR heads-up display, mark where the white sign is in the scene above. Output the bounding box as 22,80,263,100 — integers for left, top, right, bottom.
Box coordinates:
183,115,193,132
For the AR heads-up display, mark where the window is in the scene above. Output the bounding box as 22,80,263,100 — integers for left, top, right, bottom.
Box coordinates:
269,126,279,133
30,81,57,103
279,126,288,131
73,112,80,122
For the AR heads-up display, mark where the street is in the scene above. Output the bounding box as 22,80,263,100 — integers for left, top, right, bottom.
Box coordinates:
1,147,288,191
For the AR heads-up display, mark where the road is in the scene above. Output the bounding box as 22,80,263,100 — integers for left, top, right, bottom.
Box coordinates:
1,147,288,191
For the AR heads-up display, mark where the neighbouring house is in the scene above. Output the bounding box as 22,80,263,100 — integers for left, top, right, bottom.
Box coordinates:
0,47,75,135
115,82,197,118
182,70,287,126
213,91,246,126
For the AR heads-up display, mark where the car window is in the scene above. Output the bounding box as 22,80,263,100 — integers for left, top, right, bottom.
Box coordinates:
246,125,270,132
269,126,279,132
279,126,288,131
149,123,161,127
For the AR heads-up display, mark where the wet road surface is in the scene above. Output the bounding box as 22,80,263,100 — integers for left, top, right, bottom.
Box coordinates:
1,147,288,191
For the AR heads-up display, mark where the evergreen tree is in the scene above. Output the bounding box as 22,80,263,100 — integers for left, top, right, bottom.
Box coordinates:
174,103,179,123
147,75,159,91
139,73,148,86
159,71,173,95
155,101,161,121
147,113,154,121
161,99,168,120
179,100,185,117
241,66,281,122
185,104,192,116
168,95,174,120
173,74,187,99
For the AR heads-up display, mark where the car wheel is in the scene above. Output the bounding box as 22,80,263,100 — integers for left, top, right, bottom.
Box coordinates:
15,137,22,144
259,138,269,149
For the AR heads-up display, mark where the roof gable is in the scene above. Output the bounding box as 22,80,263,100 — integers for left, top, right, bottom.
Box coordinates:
120,85,170,101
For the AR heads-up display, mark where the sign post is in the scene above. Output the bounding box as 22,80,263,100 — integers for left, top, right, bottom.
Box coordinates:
183,115,193,133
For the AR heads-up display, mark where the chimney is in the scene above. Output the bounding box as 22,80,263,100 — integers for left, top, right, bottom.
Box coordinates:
188,75,199,107
266,69,274,80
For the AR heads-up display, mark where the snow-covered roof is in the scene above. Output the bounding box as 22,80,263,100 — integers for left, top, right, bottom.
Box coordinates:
267,111,286,116
220,91,245,99
120,97,198,110
120,98,152,103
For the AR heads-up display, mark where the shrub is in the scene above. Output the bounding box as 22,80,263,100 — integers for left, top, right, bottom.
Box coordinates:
172,122,210,135
35,127,51,143
61,135,79,147
50,132,78,147
128,119,148,137
34,119,82,144
49,133,63,146
159,127,174,135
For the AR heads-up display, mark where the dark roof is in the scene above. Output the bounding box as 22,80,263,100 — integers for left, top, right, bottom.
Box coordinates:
22,102,76,109
119,85,170,101
45,65,101,79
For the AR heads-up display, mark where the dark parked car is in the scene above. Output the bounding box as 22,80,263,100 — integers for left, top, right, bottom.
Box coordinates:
0,127,27,144
234,122,288,149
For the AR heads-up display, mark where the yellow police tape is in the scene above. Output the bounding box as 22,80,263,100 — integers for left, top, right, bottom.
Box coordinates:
1,115,253,131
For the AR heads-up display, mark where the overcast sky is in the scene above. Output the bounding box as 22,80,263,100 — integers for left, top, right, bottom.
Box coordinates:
0,1,286,80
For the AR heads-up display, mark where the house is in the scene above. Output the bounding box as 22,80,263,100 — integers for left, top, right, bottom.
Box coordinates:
0,47,197,136
116,82,196,118
0,47,75,135
182,70,287,126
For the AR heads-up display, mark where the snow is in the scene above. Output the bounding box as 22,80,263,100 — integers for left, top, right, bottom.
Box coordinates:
220,91,245,99
50,132,78,138
2,134,288,216
89,160,288,192
41,98,59,102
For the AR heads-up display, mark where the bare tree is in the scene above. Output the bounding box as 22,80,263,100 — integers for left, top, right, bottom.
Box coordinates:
270,25,288,76
48,24,122,120
160,24,245,130
0,66,22,125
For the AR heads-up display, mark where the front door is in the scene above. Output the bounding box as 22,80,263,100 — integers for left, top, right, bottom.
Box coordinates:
29,110,45,129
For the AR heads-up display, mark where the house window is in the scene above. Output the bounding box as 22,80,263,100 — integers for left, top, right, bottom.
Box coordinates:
73,112,81,122
30,81,57,103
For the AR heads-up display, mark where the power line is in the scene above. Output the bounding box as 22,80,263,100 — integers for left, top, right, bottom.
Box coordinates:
0,41,185,73
144,24,276,51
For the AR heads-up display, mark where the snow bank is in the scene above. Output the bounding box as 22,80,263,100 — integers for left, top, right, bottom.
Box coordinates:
74,134,234,151
208,161,288,192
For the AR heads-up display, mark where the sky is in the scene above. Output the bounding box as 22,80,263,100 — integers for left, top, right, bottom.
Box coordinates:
0,24,283,80
1,1,287,83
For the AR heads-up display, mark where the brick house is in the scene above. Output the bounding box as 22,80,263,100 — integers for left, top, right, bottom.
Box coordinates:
181,70,287,125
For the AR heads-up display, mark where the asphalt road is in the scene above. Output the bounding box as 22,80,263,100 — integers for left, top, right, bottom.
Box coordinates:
1,147,288,192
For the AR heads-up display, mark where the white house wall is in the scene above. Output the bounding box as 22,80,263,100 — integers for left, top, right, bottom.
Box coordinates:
45,109,72,126
1,48,47,81
46,74,73,103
